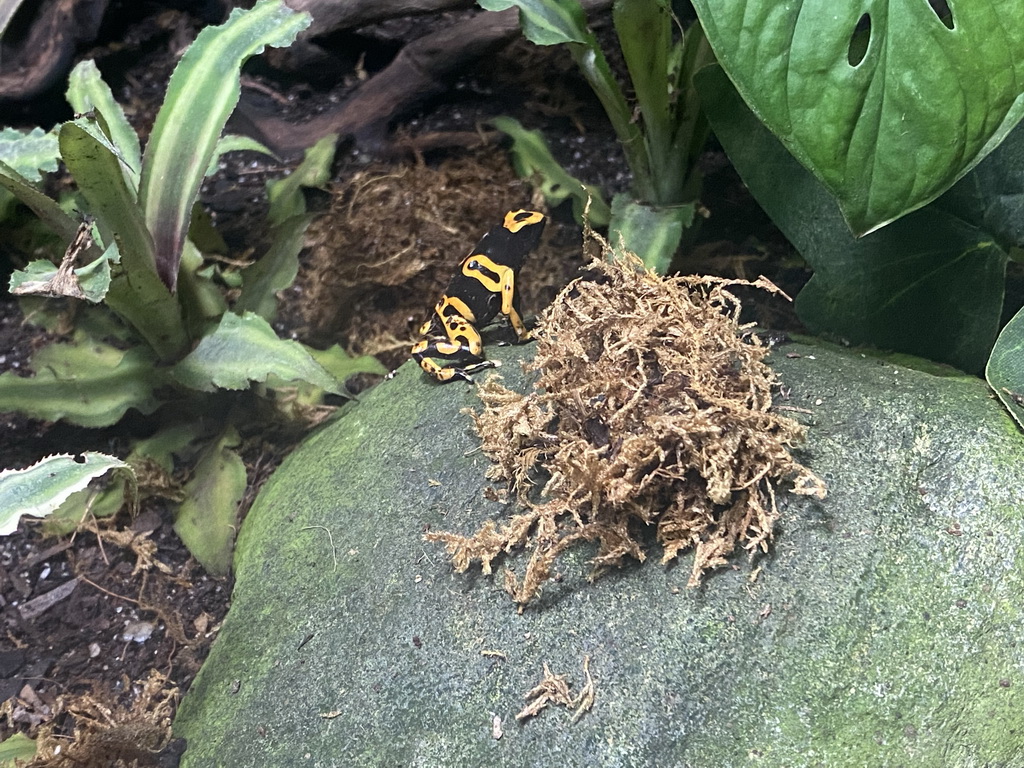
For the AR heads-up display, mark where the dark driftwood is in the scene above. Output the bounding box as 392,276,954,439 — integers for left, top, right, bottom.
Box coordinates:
0,0,108,100
285,0,473,38
239,0,612,158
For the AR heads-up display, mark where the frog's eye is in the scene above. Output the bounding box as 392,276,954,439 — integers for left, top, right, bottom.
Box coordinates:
467,260,480,270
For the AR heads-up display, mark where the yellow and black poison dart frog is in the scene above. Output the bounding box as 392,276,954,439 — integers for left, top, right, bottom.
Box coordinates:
411,209,546,382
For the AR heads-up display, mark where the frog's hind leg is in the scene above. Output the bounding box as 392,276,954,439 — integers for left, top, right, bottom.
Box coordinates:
410,338,499,382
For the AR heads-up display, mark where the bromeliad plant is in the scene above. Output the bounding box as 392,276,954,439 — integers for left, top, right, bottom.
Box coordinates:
0,0,383,574
481,0,715,273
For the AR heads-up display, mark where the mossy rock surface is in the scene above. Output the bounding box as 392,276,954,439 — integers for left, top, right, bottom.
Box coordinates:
174,339,1024,767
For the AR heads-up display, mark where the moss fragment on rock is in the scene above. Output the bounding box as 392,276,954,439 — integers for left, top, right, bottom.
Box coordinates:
428,244,825,605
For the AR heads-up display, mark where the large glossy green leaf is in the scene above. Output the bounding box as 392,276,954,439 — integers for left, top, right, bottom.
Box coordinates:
0,336,165,427
986,307,1024,429
691,0,1024,235
174,428,247,576
697,64,1007,373
171,311,343,394
0,453,134,536
138,0,309,291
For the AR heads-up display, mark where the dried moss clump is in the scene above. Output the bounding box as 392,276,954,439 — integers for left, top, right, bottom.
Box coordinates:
427,248,826,606
297,152,580,368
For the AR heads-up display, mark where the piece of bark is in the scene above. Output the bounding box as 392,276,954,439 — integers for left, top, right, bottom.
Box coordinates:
238,0,612,158
0,0,108,100
286,0,473,39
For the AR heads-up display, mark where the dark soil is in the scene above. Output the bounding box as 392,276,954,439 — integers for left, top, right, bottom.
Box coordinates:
0,4,804,765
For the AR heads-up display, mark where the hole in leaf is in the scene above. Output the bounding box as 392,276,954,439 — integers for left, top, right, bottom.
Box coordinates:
848,13,871,67
929,0,954,30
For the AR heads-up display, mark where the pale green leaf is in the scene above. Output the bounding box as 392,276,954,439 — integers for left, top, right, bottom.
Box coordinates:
236,214,310,320
608,194,693,274
0,453,134,536
59,118,188,359
986,306,1024,429
9,243,115,303
174,428,247,576
0,336,165,427
0,732,37,764
478,0,589,45
139,0,311,291
0,126,59,181
172,311,343,394
60,119,156,277
41,483,128,535
66,60,142,190
267,133,337,226
205,133,277,177
691,0,1024,235
491,116,609,225
308,344,387,380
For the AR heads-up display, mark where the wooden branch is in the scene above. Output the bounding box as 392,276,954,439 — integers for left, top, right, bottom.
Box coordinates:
238,0,613,157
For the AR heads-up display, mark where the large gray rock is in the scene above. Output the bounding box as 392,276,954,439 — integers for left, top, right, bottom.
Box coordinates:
174,339,1024,767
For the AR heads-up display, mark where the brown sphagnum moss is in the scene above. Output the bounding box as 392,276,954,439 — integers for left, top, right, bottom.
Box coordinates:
426,236,826,607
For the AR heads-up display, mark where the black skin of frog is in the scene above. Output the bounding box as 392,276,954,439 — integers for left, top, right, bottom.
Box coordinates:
411,209,546,382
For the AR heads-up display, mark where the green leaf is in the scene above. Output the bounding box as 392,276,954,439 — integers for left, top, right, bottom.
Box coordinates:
236,214,310,320
691,0,1024,235
133,422,206,473
613,0,672,179
987,306,1024,429
176,240,229,338
266,133,337,226
10,243,115,303
59,119,188,359
308,343,387,381
478,0,589,45
174,428,246,576
66,60,142,190
138,0,311,291
490,116,610,225
0,732,37,765
0,336,165,427
0,453,134,536
0,159,88,247
171,311,343,394
480,1,648,199
205,133,277,177
0,126,59,181
609,193,693,274
41,482,129,535
698,63,1006,373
